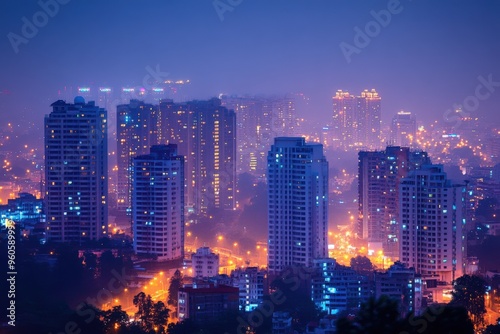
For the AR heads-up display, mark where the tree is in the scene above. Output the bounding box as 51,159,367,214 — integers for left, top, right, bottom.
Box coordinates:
133,292,169,333
152,301,169,333
452,275,487,330
167,318,201,334
336,296,401,334
485,318,500,334
350,255,374,274
168,269,183,308
133,292,155,332
101,305,129,333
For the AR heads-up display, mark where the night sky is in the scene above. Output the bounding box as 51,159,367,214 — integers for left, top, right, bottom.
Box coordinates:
1,0,499,126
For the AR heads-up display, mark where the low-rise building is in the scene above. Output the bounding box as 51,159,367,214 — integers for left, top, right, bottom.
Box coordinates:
192,247,219,278
231,267,266,311
178,283,239,322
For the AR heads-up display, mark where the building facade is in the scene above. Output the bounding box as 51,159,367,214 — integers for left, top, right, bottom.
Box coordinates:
178,283,239,322
311,258,371,315
390,111,417,147
191,246,220,278
332,89,381,149
131,144,184,261
116,100,158,210
358,146,430,259
159,98,236,215
399,164,467,283
267,137,328,276
44,97,108,242
231,267,266,312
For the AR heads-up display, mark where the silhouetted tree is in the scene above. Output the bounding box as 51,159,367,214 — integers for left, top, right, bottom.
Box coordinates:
167,318,202,334
452,275,487,330
152,301,169,333
133,292,155,332
101,305,129,333
485,318,500,334
336,296,401,334
168,269,183,307
350,255,374,274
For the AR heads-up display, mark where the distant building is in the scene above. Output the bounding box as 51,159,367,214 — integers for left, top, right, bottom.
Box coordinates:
44,97,108,242
231,267,266,312
391,111,417,147
221,95,297,178
332,89,381,149
311,258,371,315
131,144,184,261
192,247,220,278
267,137,328,276
116,100,158,211
399,165,467,283
159,98,236,215
178,283,239,322
358,146,430,259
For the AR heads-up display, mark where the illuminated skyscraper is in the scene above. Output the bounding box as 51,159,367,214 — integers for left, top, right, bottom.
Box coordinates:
267,137,328,276
332,90,356,148
131,144,184,260
358,146,430,258
399,165,467,283
357,89,381,149
44,97,108,242
391,111,417,147
116,100,158,210
160,98,236,215
332,89,381,149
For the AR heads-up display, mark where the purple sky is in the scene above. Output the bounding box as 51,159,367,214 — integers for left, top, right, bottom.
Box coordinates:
1,0,499,127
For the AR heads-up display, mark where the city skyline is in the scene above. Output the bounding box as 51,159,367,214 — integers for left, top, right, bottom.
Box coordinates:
1,1,499,128
2,2,500,332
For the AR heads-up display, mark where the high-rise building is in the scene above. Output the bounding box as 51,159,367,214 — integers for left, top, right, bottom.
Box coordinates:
332,90,357,148
131,144,184,261
358,146,430,259
399,164,467,283
267,137,328,276
116,100,158,210
332,89,381,149
44,97,108,242
391,111,417,147
357,89,382,149
221,95,297,179
159,98,236,215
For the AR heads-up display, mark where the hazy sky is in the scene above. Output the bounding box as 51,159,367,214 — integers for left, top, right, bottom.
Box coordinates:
1,0,499,126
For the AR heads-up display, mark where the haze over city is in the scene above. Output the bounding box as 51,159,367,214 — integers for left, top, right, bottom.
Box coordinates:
1,1,500,334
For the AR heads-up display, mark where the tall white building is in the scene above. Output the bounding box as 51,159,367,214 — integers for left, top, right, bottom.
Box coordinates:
267,137,328,276
44,97,108,243
191,247,220,278
132,144,184,261
399,165,467,283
